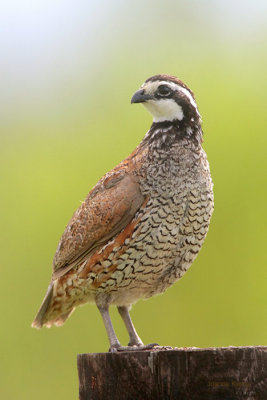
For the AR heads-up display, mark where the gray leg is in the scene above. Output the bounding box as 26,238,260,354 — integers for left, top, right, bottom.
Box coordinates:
117,306,158,351
97,305,121,351
117,306,144,346
97,304,158,352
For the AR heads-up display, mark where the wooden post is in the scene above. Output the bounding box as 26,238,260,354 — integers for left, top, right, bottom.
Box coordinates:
77,346,267,400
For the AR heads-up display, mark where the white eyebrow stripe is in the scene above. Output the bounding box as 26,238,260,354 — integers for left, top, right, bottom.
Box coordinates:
159,81,198,111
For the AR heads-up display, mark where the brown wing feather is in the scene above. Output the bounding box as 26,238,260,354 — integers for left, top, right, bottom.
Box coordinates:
52,172,144,279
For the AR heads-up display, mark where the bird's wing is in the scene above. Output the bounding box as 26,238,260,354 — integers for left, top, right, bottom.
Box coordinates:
52,171,145,279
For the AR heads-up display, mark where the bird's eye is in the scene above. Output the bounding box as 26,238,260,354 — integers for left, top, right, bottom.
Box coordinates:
157,85,171,96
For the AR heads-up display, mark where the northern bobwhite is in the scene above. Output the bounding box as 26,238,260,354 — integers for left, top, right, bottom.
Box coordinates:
32,74,214,351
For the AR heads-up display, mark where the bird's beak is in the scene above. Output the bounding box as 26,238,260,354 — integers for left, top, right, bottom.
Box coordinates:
131,89,153,104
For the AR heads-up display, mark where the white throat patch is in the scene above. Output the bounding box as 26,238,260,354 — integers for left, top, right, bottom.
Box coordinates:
143,99,184,122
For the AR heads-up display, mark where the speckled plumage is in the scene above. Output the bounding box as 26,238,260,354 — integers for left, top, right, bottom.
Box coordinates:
32,75,213,350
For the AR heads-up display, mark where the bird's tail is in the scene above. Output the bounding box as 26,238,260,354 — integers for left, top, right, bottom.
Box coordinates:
32,282,74,328
31,282,54,329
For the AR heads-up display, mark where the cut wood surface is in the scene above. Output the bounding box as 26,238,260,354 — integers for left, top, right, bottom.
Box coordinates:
77,346,267,400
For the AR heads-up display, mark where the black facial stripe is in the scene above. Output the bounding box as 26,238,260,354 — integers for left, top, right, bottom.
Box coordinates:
173,91,196,118
156,84,172,97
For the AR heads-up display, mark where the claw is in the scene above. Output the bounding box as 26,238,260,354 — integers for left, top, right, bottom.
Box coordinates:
109,343,159,352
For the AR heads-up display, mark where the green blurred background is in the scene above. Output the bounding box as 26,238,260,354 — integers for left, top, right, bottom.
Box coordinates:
1,0,266,398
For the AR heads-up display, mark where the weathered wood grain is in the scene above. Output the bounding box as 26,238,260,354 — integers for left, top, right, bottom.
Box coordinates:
77,346,267,400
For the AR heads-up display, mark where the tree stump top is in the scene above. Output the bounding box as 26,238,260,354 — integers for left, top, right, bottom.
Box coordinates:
77,346,267,400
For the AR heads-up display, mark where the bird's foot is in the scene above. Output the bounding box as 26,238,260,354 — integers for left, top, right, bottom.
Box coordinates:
109,343,159,352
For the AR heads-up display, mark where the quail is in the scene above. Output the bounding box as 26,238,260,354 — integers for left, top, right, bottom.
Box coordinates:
32,74,214,351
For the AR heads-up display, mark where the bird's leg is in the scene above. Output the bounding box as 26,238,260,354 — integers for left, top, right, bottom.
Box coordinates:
117,305,143,346
97,304,121,352
117,305,158,351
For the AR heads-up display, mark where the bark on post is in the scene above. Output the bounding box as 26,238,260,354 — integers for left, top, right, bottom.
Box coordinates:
77,346,267,400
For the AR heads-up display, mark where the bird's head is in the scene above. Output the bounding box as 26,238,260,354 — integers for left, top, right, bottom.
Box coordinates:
131,74,201,124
